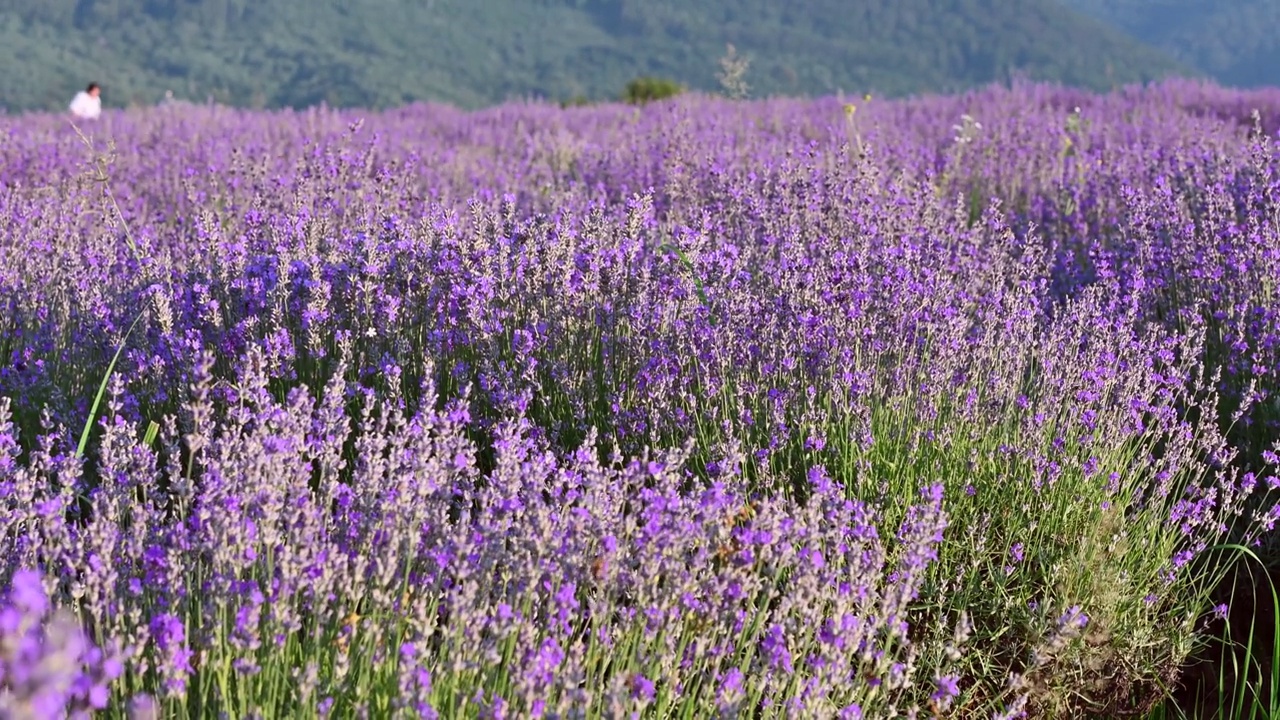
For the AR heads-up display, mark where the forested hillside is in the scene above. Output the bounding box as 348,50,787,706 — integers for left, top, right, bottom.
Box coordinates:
1065,0,1280,87
0,0,1188,111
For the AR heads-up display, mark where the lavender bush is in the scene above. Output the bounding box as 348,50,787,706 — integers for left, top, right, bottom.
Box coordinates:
0,569,129,718
2,78,1280,717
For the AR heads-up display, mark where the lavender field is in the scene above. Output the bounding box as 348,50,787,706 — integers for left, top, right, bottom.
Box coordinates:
3,80,1280,718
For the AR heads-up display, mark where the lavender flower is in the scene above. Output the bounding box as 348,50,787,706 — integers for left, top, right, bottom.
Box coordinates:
0,570,124,717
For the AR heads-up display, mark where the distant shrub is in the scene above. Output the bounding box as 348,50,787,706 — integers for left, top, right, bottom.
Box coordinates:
559,95,594,109
623,77,683,105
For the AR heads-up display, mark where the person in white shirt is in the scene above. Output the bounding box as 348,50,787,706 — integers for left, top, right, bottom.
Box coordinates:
69,83,102,120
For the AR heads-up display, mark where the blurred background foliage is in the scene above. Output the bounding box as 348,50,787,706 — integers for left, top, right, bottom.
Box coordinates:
1065,0,1280,89
0,0,1190,111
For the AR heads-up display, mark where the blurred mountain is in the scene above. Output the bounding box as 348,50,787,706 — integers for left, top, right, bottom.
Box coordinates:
0,0,1189,111
1064,0,1280,88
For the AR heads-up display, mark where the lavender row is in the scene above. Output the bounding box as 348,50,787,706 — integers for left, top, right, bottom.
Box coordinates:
0,79,1278,716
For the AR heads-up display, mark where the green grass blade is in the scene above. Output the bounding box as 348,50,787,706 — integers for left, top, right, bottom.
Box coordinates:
658,241,712,312
76,311,146,458
143,420,160,448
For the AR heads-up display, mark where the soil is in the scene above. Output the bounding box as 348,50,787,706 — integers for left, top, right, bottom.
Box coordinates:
1172,562,1280,718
